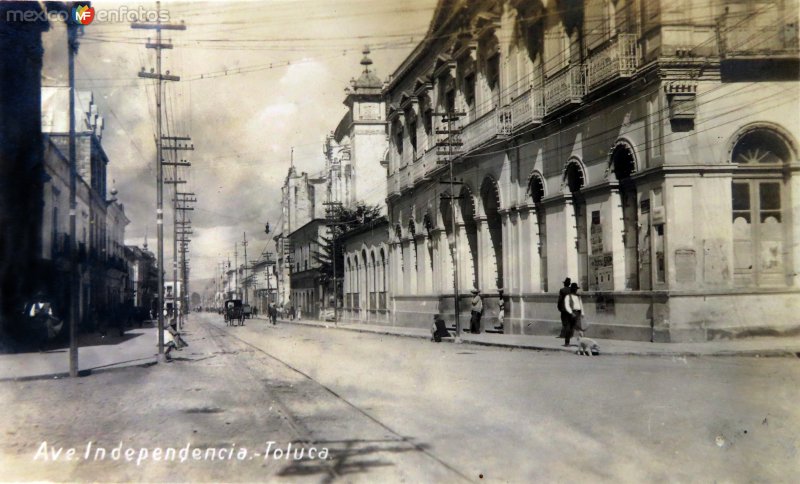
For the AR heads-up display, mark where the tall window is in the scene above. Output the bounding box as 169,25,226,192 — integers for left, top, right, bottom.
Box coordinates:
731,128,792,287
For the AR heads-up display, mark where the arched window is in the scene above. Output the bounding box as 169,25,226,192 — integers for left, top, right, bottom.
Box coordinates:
529,173,548,292
731,128,793,287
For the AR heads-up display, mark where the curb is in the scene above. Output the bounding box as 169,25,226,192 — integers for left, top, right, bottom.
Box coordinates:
0,356,159,383
261,317,800,358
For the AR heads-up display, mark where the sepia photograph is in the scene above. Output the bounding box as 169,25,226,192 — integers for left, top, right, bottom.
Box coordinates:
0,0,799,481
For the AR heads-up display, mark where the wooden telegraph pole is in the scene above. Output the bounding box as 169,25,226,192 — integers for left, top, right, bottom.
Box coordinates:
132,2,186,362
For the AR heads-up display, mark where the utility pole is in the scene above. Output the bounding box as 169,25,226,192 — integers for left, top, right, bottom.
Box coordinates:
323,201,343,324
234,243,239,298
132,2,186,362
67,18,80,378
164,151,190,328
434,109,465,340
242,232,248,305
173,190,195,328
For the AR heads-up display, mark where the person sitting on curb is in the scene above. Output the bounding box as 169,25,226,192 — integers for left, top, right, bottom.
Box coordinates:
431,314,451,343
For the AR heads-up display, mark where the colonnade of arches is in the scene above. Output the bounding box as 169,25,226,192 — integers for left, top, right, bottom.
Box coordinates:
388,124,796,296
343,247,389,311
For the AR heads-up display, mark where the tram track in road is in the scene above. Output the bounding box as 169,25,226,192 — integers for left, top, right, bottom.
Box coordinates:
202,319,473,483
201,321,341,482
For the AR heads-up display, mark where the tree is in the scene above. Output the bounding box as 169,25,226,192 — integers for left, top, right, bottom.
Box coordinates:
313,202,382,305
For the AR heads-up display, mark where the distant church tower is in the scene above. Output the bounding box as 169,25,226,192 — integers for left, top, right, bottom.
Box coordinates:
332,46,388,212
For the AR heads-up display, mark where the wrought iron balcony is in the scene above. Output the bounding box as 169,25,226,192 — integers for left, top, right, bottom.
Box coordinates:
462,110,498,152
497,105,512,137
718,12,799,58
544,64,586,114
587,34,640,91
510,88,544,131
412,147,437,186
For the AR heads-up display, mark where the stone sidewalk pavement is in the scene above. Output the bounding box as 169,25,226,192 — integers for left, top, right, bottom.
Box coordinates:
258,316,800,358
0,327,160,381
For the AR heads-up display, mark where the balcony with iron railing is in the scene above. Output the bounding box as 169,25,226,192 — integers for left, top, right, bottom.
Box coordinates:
410,147,436,187
717,13,799,59
509,87,545,131
587,34,640,91
461,109,499,152
544,64,586,115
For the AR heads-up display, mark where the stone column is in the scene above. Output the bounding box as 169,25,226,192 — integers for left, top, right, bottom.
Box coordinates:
608,186,628,291
562,194,580,284
429,228,441,293
500,210,513,292
476,216,496,291
435,228,453,293
390,241,403,297
793,173,800,288
456,222,472,290
404,237,417,295
415,233,429,293
519,205,542,293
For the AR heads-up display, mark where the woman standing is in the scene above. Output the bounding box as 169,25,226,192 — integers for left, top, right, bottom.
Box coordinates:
564,282,584,347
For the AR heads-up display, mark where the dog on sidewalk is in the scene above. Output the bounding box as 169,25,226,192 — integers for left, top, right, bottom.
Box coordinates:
575,332,600,356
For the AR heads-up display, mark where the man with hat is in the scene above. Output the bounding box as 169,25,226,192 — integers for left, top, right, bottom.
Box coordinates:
557,277,572,338
469,288,483,334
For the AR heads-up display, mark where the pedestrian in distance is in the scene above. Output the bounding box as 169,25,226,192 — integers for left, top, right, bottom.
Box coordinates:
431,314,451,342
469,288,483,334
269,303,277,325
563,282,584,347
494,288,505,331
556,277,572,338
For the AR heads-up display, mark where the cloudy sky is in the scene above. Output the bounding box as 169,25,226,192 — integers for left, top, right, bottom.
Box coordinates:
42,0,436,283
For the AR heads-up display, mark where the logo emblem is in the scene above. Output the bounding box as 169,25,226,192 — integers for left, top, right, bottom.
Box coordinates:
72,5,95,25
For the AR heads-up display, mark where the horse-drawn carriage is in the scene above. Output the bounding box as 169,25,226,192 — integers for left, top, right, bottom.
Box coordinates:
224,299,245,326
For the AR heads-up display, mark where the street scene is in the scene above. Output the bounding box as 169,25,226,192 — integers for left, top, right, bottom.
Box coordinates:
1,0,799,482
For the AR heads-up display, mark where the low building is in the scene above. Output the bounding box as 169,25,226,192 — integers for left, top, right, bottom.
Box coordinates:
341,217,391,324
288,219,327,318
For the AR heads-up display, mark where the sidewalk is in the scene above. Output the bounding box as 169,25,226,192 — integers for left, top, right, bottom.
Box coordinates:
0,327,160,381
261,316,800,357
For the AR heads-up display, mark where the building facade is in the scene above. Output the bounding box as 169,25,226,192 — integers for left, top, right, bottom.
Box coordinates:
288,219,327,318
382,0,799,341
39,87,133,329
341,218,392,323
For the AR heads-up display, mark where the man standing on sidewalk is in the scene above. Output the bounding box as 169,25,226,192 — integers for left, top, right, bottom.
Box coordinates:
470,288,483,334
557,278,571,338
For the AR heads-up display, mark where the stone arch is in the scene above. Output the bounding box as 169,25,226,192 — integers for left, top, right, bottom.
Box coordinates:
727,123,794,287
369,249,377,309
407,218,418,274
459,184,479,290
527,170,547,201
528,170,548,291
563,156,588,289
379,247,388,294
562,156,586,193
727,123,797,165
609,140,641,290
361,248,369,309
480,176,504,290
607,138,638,182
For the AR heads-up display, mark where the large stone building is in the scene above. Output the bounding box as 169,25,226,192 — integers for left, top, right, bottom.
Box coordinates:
40,87,132,328
277,49,390,314
379,0,799,341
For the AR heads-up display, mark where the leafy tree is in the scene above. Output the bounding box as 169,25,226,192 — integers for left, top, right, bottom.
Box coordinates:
313,202,382,304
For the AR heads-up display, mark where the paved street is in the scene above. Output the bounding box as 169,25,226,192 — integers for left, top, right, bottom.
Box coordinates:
1,312,799,482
